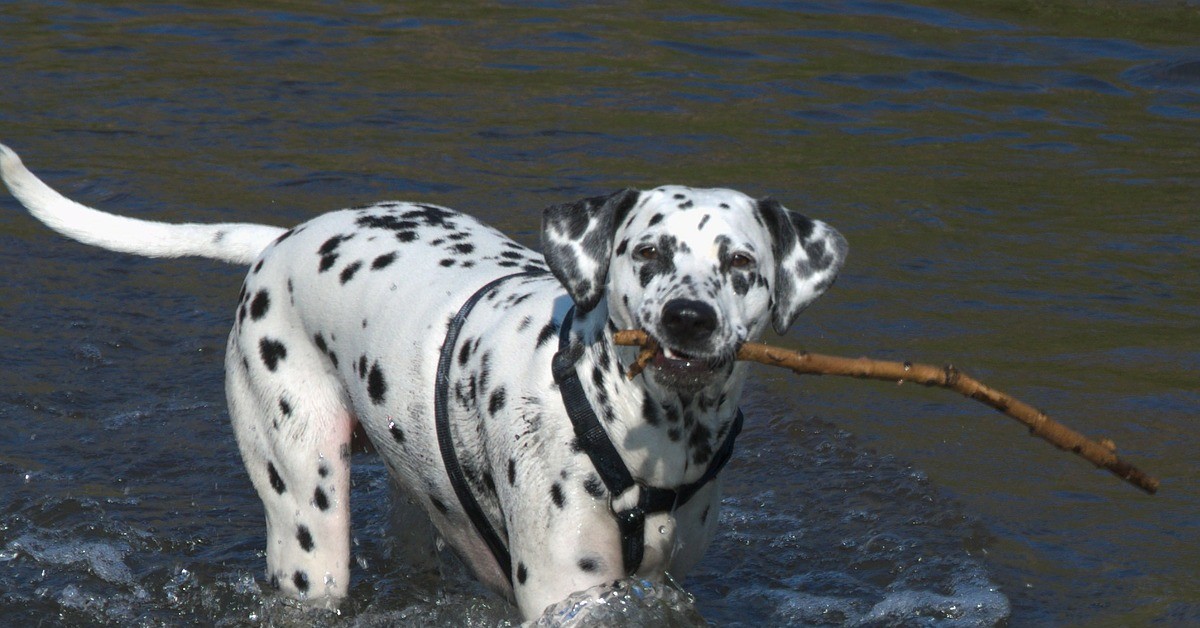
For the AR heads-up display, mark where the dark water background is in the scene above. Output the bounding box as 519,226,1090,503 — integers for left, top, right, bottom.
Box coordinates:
1,1,1196,625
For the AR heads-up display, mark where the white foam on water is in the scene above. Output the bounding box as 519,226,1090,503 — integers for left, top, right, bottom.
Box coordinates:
9,532,136,586
532,578,706,627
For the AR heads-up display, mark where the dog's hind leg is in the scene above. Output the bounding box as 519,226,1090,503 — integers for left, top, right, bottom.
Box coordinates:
224,330,355,604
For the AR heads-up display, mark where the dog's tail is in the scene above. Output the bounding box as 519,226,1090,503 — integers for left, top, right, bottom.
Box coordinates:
1,143,286,265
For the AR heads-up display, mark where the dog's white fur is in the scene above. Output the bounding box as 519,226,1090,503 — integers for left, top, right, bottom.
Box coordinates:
1,143,846,619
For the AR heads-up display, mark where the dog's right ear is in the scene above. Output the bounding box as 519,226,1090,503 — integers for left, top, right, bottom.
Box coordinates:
541,189,640,312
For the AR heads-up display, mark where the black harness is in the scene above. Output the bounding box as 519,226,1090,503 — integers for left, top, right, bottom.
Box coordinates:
435,272,743,585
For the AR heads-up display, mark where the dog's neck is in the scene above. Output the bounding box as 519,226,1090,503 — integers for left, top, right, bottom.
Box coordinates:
568,303,747,489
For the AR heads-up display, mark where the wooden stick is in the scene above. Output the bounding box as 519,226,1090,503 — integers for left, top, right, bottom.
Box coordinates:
612,330,1159,495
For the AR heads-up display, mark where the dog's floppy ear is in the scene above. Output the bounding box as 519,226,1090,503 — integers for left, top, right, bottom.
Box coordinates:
542,189,640,312
756,198,848,334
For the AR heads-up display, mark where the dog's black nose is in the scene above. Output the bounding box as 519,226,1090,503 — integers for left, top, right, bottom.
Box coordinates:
661,299,718,345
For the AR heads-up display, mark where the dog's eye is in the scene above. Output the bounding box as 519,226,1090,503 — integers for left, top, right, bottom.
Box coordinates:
634,245,658,261
730,253,755,269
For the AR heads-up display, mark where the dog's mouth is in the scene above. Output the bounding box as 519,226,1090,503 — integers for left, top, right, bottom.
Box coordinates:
651,345,713,374
641,337,736,390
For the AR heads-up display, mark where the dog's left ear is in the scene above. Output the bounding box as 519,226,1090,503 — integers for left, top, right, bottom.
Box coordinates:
756,198,848,334
542,189,641,312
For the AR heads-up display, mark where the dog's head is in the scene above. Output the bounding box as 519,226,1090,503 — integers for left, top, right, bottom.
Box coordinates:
543,186,846,390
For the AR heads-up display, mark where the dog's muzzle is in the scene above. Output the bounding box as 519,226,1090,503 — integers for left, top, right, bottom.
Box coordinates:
648,299,732,389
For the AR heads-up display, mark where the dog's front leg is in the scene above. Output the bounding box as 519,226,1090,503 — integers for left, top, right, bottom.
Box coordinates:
506,505,625,619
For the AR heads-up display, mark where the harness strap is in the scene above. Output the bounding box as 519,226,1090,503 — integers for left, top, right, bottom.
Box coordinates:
551,306,744,575
435,270,544,586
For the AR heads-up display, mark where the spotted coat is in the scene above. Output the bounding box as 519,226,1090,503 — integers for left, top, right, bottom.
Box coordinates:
0,144,846,622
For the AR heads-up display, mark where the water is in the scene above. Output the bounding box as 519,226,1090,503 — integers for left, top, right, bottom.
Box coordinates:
1,1,1196,625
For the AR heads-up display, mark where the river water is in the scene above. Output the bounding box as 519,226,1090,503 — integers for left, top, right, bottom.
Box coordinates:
1,2,1196,626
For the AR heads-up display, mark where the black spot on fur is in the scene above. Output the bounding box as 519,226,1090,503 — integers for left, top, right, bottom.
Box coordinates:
597,344,611,371
478,352,492,395
517,562,528,585
259,338,287,372
293,571,309,593
440,258,455,267
583,475,604,498
313,487,330,511
372,252,397,269
318,234,352,273
641,395,661,426
508,458,517,486
297,525,314,552
279,397,292,417
431,495,448,514
403,204,458,229
389,422,405,443
551,482,565,509
453,242,475,254
578,557,599,573
268,462,286,494
339,260,363,284
249,290,270,320
648,213,664,226
356,214,420,232
536,322,558,348
314,333,329,354
488,387,507,415
689,423,714,465
321,235,350,255
368,362,387,405
732,271,751,296
274,228,297,244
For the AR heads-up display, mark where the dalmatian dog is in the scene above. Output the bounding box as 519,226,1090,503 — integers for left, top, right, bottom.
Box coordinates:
0,143,846,620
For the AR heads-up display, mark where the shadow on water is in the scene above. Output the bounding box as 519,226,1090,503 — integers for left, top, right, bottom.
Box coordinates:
1,1,1197,625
